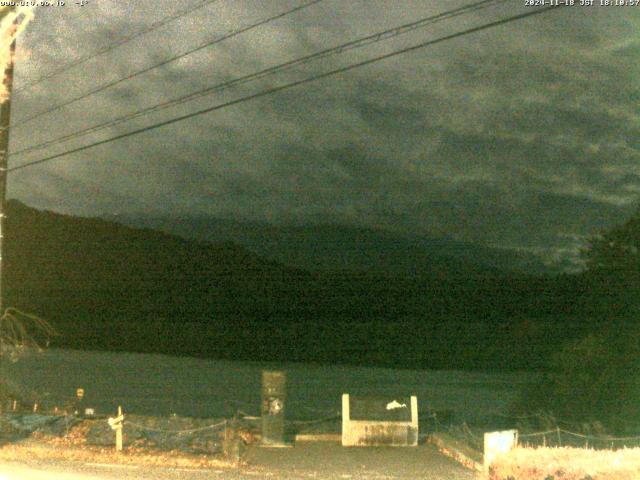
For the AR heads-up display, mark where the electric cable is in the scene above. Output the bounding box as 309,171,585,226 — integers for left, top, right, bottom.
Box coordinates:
8,5,560,174
15,0,222,92
14,0,325,125
11,0,508,157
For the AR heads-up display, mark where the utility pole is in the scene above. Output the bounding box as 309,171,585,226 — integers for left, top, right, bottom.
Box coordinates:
0,21,16,315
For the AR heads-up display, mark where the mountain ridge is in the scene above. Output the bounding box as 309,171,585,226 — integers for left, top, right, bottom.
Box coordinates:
107,213,552,276
2,199,584,371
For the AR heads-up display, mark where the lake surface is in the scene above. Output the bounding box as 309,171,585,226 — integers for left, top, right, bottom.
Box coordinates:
2,348,537,422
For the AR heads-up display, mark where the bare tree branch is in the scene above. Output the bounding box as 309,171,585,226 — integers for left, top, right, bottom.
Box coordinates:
0,307,57,361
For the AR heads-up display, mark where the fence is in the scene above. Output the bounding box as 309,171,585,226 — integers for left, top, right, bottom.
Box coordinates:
518,427,640,450
0,397,344,461
425,410,640,475
451,424,640,452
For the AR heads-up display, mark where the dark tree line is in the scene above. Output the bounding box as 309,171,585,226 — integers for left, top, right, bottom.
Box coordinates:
0,200,597,373
516,207,640,433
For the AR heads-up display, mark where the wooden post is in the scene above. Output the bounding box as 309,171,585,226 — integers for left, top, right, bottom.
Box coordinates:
0,16,16,316
115,405,123,452
341,393,350,446
108,405,124,452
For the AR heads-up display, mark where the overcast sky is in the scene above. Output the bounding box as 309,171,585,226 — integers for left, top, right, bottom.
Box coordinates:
5,0,640,270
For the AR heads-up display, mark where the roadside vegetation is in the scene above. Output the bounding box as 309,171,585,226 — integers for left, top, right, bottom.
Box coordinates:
513,207,640,435
490,446,640,480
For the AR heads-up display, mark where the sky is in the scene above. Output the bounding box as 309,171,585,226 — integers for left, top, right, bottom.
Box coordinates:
4,0,640,270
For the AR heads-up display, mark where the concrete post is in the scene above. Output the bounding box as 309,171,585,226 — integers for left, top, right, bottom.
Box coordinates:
115,405,123,452
410,395,418,432
483,429,518,475
342,393,350,435
261,371,286,446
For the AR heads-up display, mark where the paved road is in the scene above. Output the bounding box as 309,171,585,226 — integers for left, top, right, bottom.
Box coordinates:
0,443,476,479
0,460,217,480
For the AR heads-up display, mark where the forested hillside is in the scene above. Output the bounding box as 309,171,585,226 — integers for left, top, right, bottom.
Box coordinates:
3,200,589,371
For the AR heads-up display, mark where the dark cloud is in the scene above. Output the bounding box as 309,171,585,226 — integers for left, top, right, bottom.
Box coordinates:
5,1,640,270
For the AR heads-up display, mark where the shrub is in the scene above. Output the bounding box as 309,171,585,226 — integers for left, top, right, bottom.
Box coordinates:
513,330,640,434
490,446,640,480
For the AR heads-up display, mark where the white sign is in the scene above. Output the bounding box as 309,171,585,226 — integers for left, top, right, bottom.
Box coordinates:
386,400,407,410
107,414,124,430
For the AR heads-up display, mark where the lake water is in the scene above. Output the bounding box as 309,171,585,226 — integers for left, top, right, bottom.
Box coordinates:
1,348,537,423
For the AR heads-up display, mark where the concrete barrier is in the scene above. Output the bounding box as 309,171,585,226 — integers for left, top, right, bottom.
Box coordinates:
484,429,518,475
341,393,418,447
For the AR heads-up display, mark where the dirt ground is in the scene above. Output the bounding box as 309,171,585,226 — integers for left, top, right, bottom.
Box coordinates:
0,413,478,479
0,441,477,479
242,442,478,479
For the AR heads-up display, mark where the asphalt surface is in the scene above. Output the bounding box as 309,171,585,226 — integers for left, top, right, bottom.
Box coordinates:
0,443,477,479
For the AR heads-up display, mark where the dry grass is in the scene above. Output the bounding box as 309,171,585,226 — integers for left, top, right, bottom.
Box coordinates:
490,446,640,480
0,421,236,470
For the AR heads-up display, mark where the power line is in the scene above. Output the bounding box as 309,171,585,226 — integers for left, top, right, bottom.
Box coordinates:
11,0,507,157
14,0,325,126
15,0,221,93
8,5,560,174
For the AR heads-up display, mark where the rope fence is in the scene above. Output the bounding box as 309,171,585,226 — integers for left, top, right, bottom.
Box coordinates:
300,405,340,415
235,410,260,421
288,413,341,426
492,412,551,420
436,414,640,455
125,419,228,435
6,374,640,456
518,429,559,439
518,427,640,449
443,422,484,451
